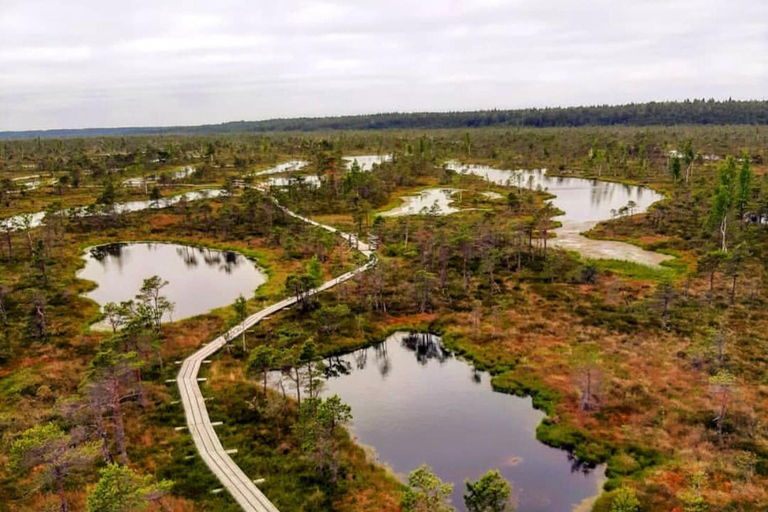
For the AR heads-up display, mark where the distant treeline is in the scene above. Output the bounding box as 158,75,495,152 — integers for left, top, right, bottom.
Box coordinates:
3,99,768,139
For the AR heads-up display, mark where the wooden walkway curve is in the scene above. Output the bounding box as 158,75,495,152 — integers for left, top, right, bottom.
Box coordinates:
176,201,375,512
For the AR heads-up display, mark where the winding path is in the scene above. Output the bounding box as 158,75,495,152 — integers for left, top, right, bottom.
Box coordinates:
175,200,375,512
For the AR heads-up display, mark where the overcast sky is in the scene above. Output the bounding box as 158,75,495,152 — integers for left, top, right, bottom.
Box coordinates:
1,0,767,131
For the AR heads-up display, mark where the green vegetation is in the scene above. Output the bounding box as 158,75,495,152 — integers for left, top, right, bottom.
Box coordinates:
464,470,515,512
3,99,768,138
86,464,172,512
2,123,768,511
401,465,454,512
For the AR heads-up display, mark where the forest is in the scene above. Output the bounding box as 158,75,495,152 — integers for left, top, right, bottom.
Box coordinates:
2,99,768,139
1,124,768,512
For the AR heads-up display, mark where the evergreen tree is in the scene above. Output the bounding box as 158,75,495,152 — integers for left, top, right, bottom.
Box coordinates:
611,486,641,512
86,464,172,512
10,423,99,512
464,470,514,512
736,152,753,218
670,155,681,182
709,156,737,252
402,465,456,512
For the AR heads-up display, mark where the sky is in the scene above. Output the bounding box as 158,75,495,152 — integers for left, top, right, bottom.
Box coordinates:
1,0,767,131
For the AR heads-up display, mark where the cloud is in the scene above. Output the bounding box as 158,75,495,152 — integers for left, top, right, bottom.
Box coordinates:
0,0,766,130
0,45,93,64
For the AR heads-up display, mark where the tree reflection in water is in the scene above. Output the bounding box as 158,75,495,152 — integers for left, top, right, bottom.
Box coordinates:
89,243,127,261
80,241,265,324
170,245,242,273
89,243,245,275
373,341,391,378
400,332,449,365
324,356,352,378
324,332,450,383
567,452,598,475
318,331,605,511
176,246,199,267
353,349,367,370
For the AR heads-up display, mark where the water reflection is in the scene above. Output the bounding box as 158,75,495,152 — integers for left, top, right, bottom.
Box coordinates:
382,189,460,217
444,162,671,265
265,175,322,188
373,341,391,378
325,356,353,378
89,242,127,261
1,189,224,231
445,161,662,222
321,331,605,512
252,160,308,177
344,154,392,171
78,242,267,323
401,332,450,364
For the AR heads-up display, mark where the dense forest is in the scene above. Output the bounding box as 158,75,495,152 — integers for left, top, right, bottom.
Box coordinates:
2,99,768,140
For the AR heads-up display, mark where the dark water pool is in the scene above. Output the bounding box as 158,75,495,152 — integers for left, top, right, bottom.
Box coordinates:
321,332,605,512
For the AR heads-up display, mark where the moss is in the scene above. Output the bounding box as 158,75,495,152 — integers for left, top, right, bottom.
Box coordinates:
536,419,613,467
490,372,560,416
591,488,622,512
0,367,38,398
590,258,681,281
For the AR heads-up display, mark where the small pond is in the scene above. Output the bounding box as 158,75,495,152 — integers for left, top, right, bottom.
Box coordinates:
447,162,660,223
1,189,224,231
78,242,266,323
264,175,322,188
344,154,391,171
255,156,389,188
122,166,196,187
172,166,196,180
445,162,671,266
381,188,461,217
319,332,605,512
253,160,308,176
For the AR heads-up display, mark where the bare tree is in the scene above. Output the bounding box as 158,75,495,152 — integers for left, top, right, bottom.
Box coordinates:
710,369,736,438
31,292,47,338
60,393,114,464
1,223,12,259
10,424,99,512
0,284,7,325
575,348,601,412
655,280,675,330
87,347,140,465
711,326,729,368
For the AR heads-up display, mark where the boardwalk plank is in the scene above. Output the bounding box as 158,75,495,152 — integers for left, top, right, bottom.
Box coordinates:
176,199,375,512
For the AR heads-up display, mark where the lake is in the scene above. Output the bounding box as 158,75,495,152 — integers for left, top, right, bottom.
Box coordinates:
78,242,266,323
320,332,605,512
445,162,671,266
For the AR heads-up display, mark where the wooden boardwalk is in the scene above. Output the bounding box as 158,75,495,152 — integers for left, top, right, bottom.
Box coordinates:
176,202,375,512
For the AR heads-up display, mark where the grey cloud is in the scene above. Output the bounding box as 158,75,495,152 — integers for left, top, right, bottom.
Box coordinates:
1,0,767,130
